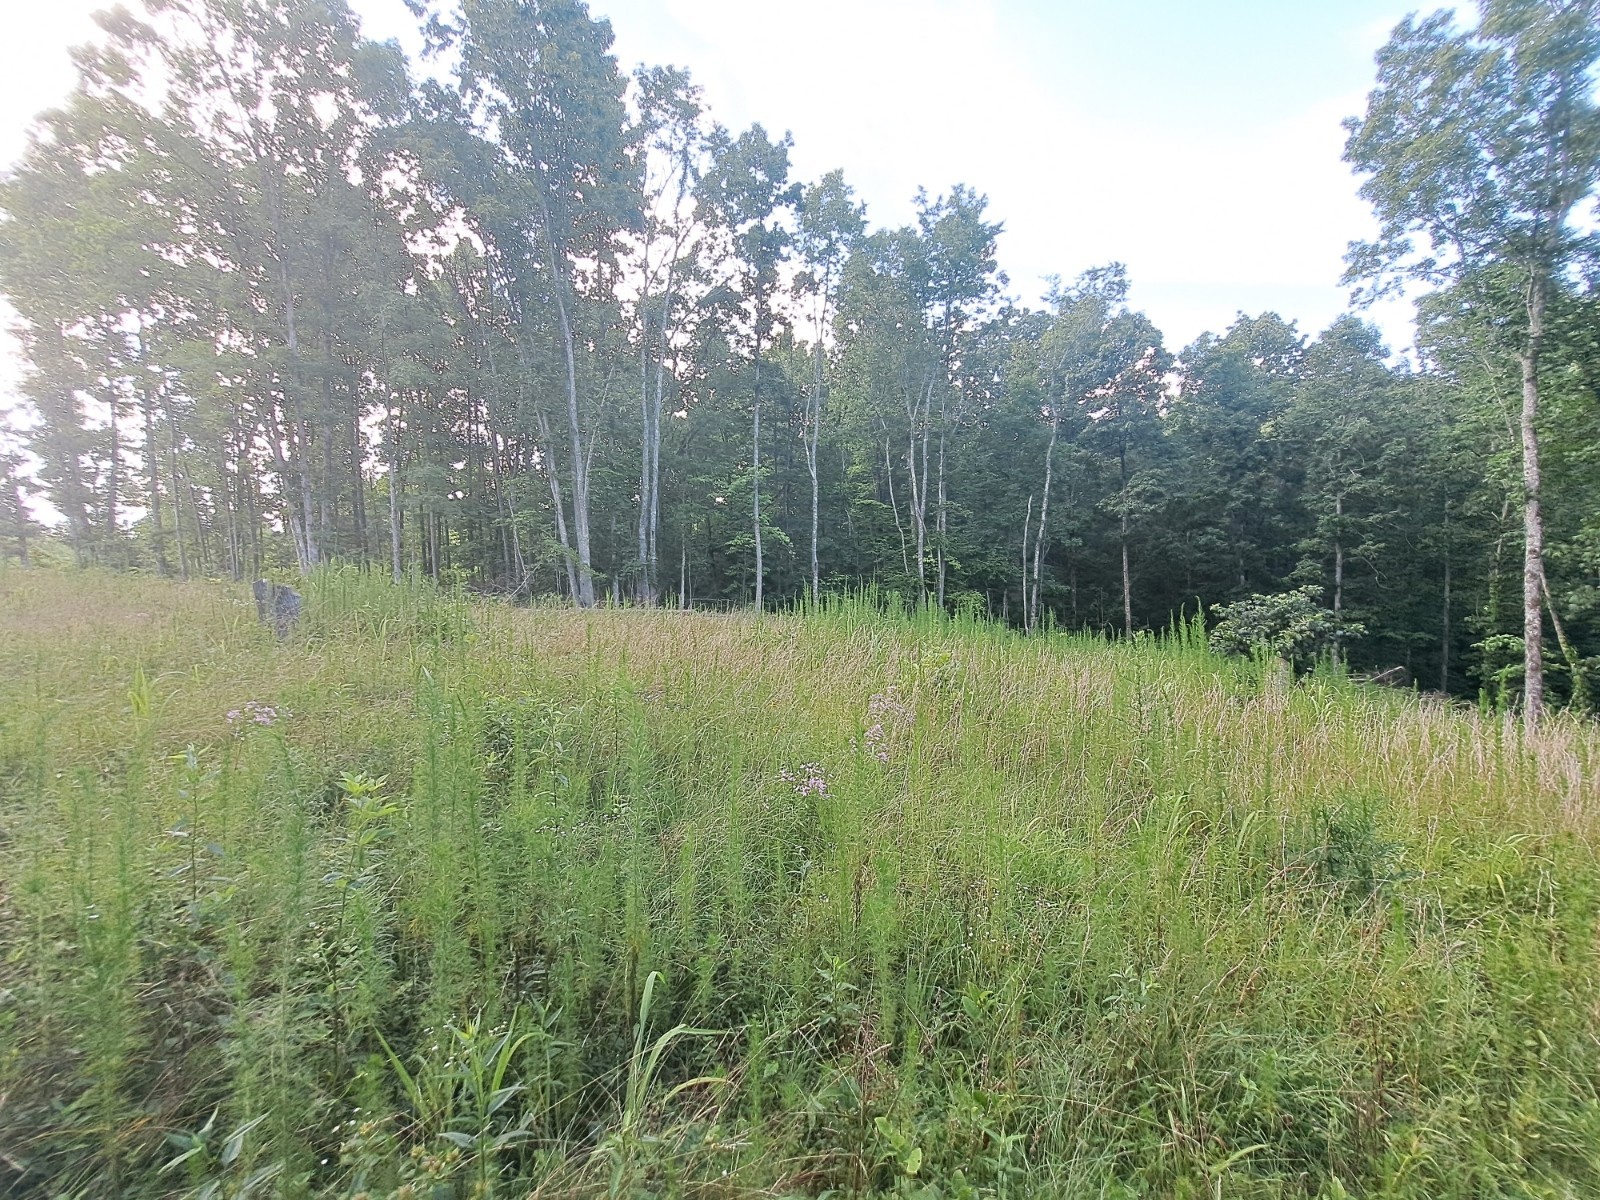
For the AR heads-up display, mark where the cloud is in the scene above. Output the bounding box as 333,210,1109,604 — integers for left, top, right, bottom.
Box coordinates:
597,0,1413,351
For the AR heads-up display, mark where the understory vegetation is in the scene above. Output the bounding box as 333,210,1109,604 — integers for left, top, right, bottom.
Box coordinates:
3,566,1600,1197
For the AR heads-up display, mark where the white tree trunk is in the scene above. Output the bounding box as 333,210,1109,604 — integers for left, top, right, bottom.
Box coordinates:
1521,272,1547,723
752,336,764,612
1030,412,1060,634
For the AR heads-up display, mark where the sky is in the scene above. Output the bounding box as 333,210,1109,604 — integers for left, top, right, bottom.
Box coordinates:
0,0,1423,421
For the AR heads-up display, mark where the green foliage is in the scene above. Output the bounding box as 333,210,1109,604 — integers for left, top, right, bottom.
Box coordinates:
1343,0,1600,715
378,1007,553,1193
1209,585,1363,666
591,970,725,1196
1286,796,1404,906
5,570,1600,1196
159,1111,278,1199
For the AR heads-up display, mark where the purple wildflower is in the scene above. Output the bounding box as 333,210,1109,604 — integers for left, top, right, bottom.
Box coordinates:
862,687,912,764
779,762,828,797
227,700,286,731
864,722,890,763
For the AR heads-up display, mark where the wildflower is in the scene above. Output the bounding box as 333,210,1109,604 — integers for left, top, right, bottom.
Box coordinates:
862,687,912,763
867,687,914,725
779,763,828,797
227,700,287,730
863,722,890,763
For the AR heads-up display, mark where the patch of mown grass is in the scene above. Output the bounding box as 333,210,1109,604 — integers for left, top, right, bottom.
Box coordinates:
3,565,1600,1197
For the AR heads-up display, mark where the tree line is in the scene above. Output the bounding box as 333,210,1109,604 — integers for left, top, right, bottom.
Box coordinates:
1,0,1597,713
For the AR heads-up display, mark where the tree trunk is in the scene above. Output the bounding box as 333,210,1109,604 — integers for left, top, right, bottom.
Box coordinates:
1121,508,1133,637
62,426,91,565
104,394,121,545
388,399,403,583
297,429,319,573
279,285,318,574
1521,272,1547,723
884,434,911,581
637,332,654,602
936,424,948,609
164,403,190,581
142,384,167,574
1440,505,1451,693
908,421,924,601
221,430,240,581
649,356,665,601
44,327,93,565
752,336,764,611
318,321,336,561
498,439,529,594
269,177,318,575
1030,411,1060,634
554,284,594,607
1540,565,1589,711
1021,494,1033,631
808,338,823,603
428,510,440,584
533,408,580,601
935,307,954,609
841,444,855,544
638,266,676,606
917,380,931,604
508,328,580,600
242,422,262,579
350,404,368,560
904,373,934,605
1119,448,1132,637
1333,489,1344,671
539,198,596,608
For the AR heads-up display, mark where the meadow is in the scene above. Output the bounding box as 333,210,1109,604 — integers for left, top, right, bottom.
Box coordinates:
2,567,1599,1198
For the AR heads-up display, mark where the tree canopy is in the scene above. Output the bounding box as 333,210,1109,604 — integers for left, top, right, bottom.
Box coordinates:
3,0,1599,713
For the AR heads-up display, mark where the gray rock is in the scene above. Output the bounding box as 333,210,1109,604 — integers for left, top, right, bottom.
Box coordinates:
253,579,303,638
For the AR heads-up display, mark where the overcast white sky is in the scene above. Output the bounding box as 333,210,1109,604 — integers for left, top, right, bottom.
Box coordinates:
0,0,1421,419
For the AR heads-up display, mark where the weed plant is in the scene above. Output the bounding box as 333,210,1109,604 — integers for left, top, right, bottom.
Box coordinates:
2,565,1599,1197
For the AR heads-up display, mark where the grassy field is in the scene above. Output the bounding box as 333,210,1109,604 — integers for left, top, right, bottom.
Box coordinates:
2,567,1599,1198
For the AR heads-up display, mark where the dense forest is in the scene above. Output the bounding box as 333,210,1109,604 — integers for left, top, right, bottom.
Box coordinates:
1,0,1598,712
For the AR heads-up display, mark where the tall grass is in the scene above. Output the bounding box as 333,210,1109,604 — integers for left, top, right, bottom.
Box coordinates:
2,564,1599,1197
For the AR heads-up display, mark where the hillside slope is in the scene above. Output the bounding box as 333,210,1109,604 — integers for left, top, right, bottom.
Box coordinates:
2,568,1598,1198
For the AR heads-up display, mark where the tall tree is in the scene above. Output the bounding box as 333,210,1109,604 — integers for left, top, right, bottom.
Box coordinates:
1344,0,1600,721
1164,314,1305,608
833,229,939,600
697,123,797,611
629,66,710,604
794,169,865,603
1275,318,1405,667
0,86,159,565
914,186,1003,607
418,0,639,607
1026,265,1151,632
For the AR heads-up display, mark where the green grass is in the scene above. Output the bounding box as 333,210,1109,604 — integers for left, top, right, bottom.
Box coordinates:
3,564,1600,1197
